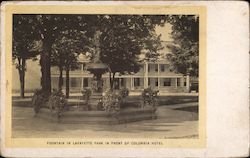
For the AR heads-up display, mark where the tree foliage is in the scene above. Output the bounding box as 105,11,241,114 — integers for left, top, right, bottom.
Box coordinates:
166,15,199,77
25,14,90,93
83,15,167,88
51,29,90,69
13,15,41,97
13,14,94,93
13,15,40,60
99,15,165,74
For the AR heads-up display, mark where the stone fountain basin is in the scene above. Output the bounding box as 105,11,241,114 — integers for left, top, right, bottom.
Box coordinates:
35,107,157,124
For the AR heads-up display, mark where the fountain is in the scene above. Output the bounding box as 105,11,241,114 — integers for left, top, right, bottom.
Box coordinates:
34,29,157,124
85,30,108,110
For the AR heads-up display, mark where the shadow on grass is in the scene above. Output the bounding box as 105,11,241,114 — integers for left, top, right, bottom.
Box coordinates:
174,106,198,113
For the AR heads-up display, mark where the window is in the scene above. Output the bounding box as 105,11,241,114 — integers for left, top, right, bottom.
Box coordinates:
155,64,158,72
177,78,180,87
71,78,81,87
148,78,151,86
160,64,165,72
83,78,88,87
184,78,187,86
163,78,171,86
71,78,77,87
134,78,140,87
114,78,119,89
120,78,125,87
155,79,158,86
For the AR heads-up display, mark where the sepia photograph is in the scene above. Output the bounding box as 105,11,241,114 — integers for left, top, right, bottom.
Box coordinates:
11,13,200,139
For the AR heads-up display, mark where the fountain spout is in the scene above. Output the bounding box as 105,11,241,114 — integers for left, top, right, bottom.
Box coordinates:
86,29,108,93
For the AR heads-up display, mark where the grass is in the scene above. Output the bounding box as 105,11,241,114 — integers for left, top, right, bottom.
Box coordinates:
12,100,32,107
127,96,198,106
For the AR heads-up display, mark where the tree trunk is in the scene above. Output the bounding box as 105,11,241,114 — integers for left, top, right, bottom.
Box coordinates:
109,72,112,90
40,40,52,94
112,73,115,90
65,67,70,98
18,58,26,98
58,66,63,90
109,72,116,91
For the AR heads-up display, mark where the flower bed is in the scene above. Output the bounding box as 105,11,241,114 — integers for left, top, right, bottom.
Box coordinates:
141,87,159,108
33,88,157,124
32,89,67,122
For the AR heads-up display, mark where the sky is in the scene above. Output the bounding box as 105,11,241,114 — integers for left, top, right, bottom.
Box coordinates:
155,22,173,42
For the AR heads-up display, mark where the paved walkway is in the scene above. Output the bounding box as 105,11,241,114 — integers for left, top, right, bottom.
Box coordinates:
12,102,198,139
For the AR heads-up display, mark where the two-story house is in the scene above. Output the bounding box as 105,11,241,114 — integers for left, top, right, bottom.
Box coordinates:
51,58,190,95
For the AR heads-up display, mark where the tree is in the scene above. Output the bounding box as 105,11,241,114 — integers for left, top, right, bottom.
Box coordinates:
13,15,41,98
52,29,90,98
28,14,88,93
93,15,166,89
166,15,199,77
33,15,66,93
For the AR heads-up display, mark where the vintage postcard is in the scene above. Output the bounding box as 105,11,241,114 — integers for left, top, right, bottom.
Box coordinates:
0,1,249,157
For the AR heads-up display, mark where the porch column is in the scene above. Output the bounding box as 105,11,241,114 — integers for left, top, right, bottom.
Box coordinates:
175,78,178,87
144,62,148,88
81,63,84,90
105,78,110,90
119,78,122,89
158,63,160,75
81,77,84,90
131,77,134,90
158,64,160,91
158,77,160,90
81,63,84,71
186,74,190,92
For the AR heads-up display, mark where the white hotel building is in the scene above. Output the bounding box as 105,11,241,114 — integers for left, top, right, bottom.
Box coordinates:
51,59,191,95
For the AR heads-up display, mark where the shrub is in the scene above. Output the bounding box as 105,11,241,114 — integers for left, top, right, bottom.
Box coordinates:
32,89,50,114
97,98,104,111
102,89,121,113
47,90,67,120
141,87,159,108
119,87,129,98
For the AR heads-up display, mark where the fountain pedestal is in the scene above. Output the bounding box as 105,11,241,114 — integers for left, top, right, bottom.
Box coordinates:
88,92,102,110
85,30,108,110
86,63,108,110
